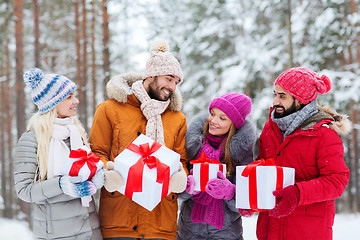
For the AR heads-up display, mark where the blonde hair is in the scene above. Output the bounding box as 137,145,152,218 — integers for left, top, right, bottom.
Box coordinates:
203,120,238,177
27,108,89,182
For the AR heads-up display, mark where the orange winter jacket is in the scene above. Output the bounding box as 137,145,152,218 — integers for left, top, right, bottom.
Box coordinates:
89,73,188,240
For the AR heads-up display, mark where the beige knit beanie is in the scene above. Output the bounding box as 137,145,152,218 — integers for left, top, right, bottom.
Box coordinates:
142,39,183,82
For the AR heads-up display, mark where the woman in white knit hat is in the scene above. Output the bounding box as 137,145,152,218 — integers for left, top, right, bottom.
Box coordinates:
14,68,104,240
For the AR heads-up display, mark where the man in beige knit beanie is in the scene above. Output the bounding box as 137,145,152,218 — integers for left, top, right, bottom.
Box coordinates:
89,39,188,240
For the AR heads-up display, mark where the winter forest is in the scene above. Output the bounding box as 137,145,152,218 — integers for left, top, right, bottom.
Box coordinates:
0,0,360,228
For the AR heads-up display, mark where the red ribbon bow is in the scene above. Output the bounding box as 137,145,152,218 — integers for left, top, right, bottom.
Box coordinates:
190,152,224,192
124,141,170,200
241,158,284,211
69,148,100,181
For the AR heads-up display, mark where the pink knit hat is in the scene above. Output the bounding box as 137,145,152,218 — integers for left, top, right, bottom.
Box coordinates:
209,93,252,129
142,39,183,82
275,67,331,104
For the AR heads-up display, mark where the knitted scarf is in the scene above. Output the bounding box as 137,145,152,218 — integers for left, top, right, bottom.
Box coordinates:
132,80,170,145
191,133,227,229
271,100,318,139
47,117,84,179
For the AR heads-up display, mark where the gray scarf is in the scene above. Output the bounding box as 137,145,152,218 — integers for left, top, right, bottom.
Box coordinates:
271,100,318,139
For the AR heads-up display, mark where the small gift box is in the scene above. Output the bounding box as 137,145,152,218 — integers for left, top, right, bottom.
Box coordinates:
114,134,180,211
61,146,103,182
191,152,227,192
61,146,103,207
235,158,295,211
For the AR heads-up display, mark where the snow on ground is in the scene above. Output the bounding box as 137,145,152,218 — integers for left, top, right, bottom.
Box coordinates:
0,213,359,240
0,218,33,240
242,213,360,240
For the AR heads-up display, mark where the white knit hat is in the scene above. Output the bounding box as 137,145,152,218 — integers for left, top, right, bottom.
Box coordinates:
23,68,77,114
142,39,183,82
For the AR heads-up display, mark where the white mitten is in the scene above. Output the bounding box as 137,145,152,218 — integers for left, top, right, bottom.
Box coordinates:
104,161,124,192
168,163,187,193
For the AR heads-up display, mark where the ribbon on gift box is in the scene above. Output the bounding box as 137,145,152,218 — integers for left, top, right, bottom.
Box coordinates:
190,152,224,192
69,148,100,180
125,141,170,200
241,158,283,211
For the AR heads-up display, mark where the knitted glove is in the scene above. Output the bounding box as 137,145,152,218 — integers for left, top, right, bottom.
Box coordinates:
205,171,235,200
186,169,200,195
91,168,105,189
104,161,123,192
169,163,187,193
238,209,254,217
268,185,300,218
59,176,97,198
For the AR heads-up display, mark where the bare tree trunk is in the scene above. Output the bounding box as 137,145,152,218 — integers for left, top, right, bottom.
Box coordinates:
5,34,14,219
0,52,6,218
14,0,31,224
74,0,83,103
102,0,110,99
350,102,359,213
285,0,294,68
79,0,88,130
91,0,97,113
32,0,41,68
350,0,360,65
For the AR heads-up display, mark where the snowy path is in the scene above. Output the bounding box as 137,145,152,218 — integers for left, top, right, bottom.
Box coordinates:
1,213,360,239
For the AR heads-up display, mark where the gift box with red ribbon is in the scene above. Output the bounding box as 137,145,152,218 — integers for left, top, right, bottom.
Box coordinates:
114,134,180,211
61,146,104,182
191,152,227,192
235,158,295,211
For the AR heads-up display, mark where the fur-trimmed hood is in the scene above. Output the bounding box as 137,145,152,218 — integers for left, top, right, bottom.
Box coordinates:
106,72,183,111
185,112,256,165
301,105,352,136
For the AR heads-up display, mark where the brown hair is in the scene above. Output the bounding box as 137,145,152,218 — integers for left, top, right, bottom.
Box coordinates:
203,120,238,177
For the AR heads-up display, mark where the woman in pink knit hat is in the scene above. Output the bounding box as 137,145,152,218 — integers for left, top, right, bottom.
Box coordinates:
177,93,256,240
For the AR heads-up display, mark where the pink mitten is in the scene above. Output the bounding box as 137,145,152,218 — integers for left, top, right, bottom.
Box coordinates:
205,171,235,200
268,185,300,218
186,169,200,195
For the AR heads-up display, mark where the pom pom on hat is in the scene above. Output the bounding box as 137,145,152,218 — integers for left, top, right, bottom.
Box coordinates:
150,39,170,52
24,68,44,89
142,39,183,81
316,75,331,94
275,67,332,104
209,93,252,129
23,68,77,114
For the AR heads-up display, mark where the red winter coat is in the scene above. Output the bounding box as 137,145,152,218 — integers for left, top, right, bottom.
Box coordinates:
256,106,350,240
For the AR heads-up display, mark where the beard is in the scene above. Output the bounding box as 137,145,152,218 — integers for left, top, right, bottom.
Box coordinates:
273,100,298,118
147,77,172,101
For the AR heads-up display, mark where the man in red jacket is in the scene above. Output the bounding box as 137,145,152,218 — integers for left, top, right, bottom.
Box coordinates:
256,67,350,240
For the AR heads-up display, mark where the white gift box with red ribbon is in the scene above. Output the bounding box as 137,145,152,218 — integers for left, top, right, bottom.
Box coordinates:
191,152,227,192
61,146,104,182
114,134,180,211
236,158,295,211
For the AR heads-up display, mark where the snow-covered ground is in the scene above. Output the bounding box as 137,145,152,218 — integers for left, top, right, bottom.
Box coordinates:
1,213,359,239
242,213,360,240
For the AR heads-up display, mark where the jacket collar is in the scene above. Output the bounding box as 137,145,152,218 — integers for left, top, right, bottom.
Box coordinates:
301,105,351,136
106,72,183,111
269,105,351,137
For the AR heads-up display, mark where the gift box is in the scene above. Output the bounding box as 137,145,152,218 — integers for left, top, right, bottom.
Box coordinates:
61,146,103,182
235,158,295,211
191,152,226,192
114,134,180,211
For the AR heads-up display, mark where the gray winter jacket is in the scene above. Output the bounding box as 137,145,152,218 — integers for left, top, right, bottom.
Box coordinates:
14,130,102,240
177,113,256,240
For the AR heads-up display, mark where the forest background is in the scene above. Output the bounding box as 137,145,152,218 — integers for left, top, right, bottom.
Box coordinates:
0,0,359,226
